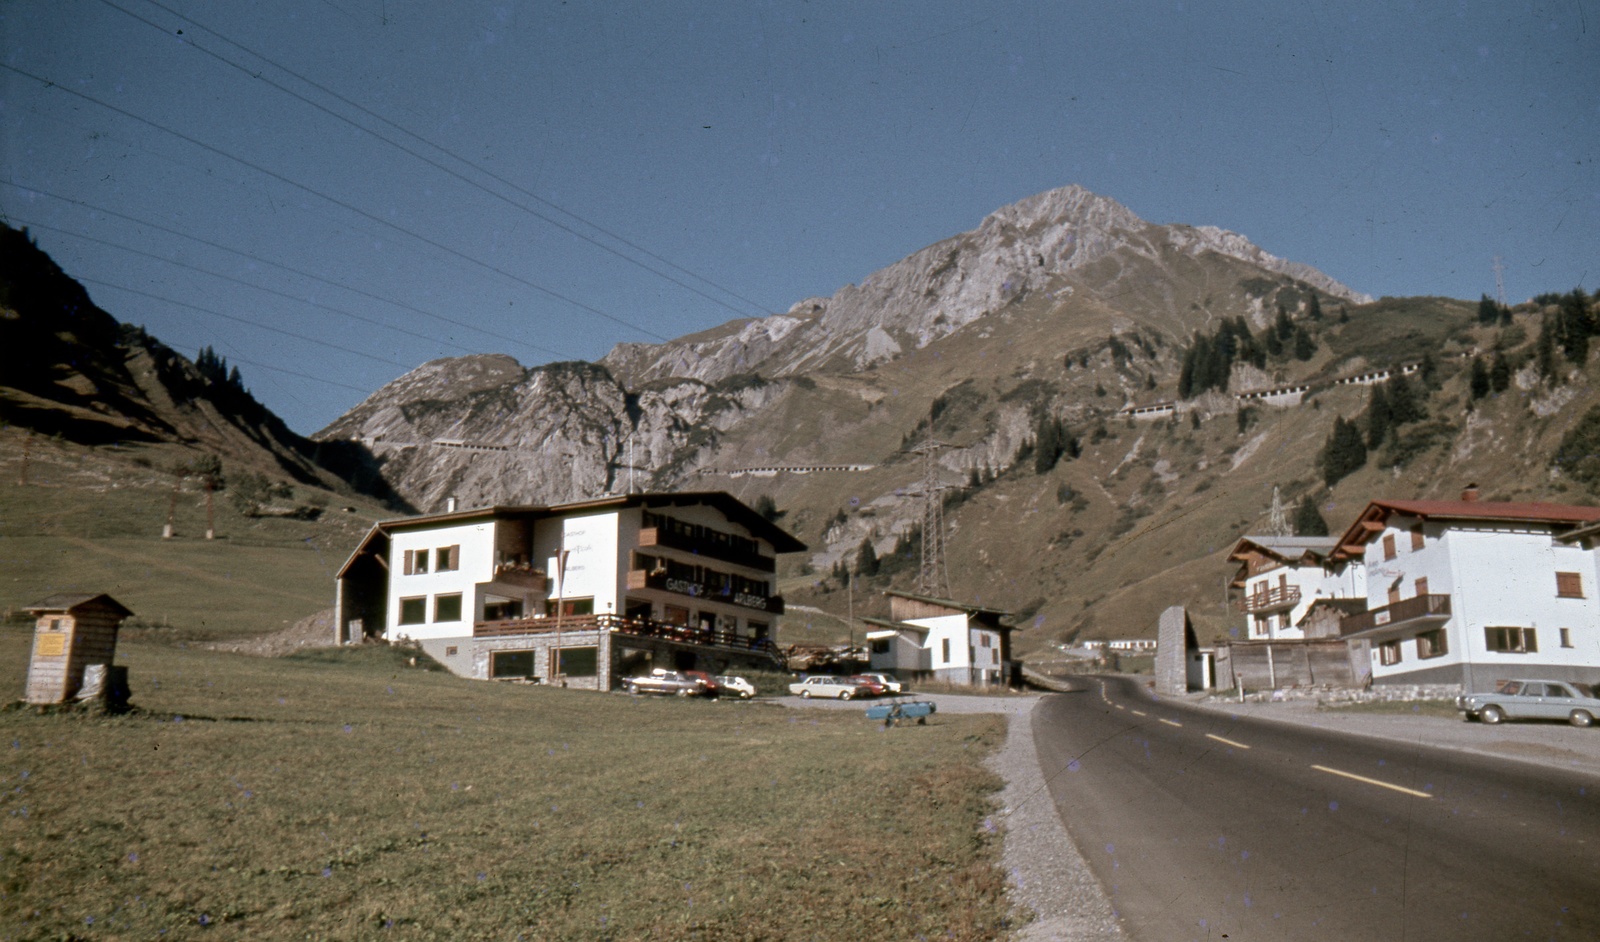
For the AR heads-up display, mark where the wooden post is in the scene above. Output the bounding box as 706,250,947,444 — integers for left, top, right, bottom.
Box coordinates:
204,475,216,540
163,469,186,539
18,433,31,486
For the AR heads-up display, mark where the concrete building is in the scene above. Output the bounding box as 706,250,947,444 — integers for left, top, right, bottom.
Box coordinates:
1329,490,1600,688
335,492,805,687
864,590,1017,686
1227,535,1365,640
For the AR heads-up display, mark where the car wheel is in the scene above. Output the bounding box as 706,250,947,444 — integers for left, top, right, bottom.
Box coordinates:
677,688,691,698
1570,710,1595,728
741,692,753,700
839,690,853,701
1481,705,1506,725
801,690,811,699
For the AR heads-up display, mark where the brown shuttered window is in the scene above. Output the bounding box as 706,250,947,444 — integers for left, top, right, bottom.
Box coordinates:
1556,571,1584,598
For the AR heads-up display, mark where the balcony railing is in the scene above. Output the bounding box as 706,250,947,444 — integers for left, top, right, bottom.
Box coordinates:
473,612,779,657
1340,594,1452,637
489,564,547,592
627,569,784,614
638,526,776,572
1235,585,1302,614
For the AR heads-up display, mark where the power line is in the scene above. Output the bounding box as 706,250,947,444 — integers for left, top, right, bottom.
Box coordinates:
101,0,774,322
3,180,576,360
78,275,412,372
1,61,674,343
9,215,514,361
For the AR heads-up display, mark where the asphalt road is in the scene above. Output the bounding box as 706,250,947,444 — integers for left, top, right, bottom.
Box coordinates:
1033,675,1600,942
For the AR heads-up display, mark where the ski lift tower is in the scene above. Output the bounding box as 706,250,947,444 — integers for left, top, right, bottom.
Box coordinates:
908,438,954,598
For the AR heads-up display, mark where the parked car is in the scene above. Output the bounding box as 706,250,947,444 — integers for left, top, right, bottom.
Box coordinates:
623,669,704,697
1457,679,1600,727
682,670,721,698
846,675,888,697
788,675,868,700
856,672,904,695
715,675,757,699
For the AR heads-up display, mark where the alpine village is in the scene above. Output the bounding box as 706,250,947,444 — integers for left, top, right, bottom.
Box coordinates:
4,186,1599,938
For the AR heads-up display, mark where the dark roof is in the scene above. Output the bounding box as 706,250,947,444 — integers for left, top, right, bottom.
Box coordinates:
1228,535,1338,563
24,593,133,617
883,589,1014,619
1333,499,1600,560
860,616,929,634
1298,597,1368,621
374,491,806,554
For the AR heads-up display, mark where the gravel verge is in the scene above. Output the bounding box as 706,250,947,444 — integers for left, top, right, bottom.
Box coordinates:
780,692,1123,939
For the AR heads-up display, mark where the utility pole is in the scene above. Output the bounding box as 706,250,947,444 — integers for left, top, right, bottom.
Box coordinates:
163,468,187,539
18,433,31,486
1266,484,1290,537
551,543,569,685
1492,256,1507,307
203,473,216,540
910,438,952,598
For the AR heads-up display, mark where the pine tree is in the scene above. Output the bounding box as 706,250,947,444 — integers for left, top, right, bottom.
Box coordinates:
856,538,879,577
1307,294,1324,321
1388,372,1426,425
1469,358,1491,399
1322,417,1368,487
1293,495,1329,536
1538,312,1561,381
1275,305,1294,341
1418,352,1438,388
1560,288,1593,364
1338,306,1350,324
1490,352,1512,393
1034,414,1061,474
1262,324,1284,357
1478,294,1500,326
1366,385,1392,450
1292,326,1315,361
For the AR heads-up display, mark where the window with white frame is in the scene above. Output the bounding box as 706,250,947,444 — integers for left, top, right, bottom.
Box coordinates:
1377,640,1402,665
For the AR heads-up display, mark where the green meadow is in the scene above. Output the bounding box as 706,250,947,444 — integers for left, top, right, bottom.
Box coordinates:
0,634,1014,940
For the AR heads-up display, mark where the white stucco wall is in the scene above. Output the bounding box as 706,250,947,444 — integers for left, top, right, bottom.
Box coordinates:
387,521,496,641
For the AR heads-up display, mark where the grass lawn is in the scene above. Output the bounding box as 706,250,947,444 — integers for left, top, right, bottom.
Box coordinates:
0,630,1015,940
1317,698,1460,719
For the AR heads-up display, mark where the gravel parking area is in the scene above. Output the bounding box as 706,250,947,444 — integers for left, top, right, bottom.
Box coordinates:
780,692,1123,940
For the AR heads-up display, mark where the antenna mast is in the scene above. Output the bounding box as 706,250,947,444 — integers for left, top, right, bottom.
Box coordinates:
911,438,952,597
1266,484,1291,537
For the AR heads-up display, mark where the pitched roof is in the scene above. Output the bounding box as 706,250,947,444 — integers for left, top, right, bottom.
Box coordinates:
883,589,1013,618
1332,499,1600,560
1228,535,1338,563
24,593,133,617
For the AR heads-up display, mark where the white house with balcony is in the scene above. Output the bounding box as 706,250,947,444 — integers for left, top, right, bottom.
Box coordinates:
863,590,1017,687
1227,535,1366,640
334,492,805,688
1329,490,1600,688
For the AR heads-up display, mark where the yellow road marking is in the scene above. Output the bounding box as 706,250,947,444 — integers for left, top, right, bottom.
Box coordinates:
1205,733,1251,749
1312,764,1433,799
1158,718,1182,728
1131,709,1147,717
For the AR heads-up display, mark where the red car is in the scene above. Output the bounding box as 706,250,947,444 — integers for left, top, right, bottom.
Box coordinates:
847,675,888,697
682,670,721,698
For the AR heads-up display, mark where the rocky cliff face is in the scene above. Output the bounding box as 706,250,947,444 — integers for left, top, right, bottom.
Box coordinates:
600,186,1369,387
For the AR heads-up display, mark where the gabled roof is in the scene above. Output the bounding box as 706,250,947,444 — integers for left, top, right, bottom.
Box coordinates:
25,593,133,617
861,616,929,638
1297,596,1368,625
1332,499,1600,561
883,589,1013,619
1228,535,1338,564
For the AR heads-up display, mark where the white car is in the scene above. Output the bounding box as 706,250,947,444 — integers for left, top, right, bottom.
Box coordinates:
715,675,757,699
788,675,868,700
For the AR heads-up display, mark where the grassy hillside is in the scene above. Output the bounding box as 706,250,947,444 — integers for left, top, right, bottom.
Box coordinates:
0,428,382,640
763,290,1600,654
0,634,1011,940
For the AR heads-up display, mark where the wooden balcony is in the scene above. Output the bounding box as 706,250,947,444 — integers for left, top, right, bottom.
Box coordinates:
473,612,781,658
1235,585,1302,614
639,525,776,572
627,569,784,614
490,565,547,592
1340,594,1452,637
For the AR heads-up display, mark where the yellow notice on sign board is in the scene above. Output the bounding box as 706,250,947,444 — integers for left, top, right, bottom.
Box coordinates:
35,634,66,657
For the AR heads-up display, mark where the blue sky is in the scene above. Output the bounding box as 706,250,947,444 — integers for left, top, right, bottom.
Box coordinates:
3,1,1596,434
